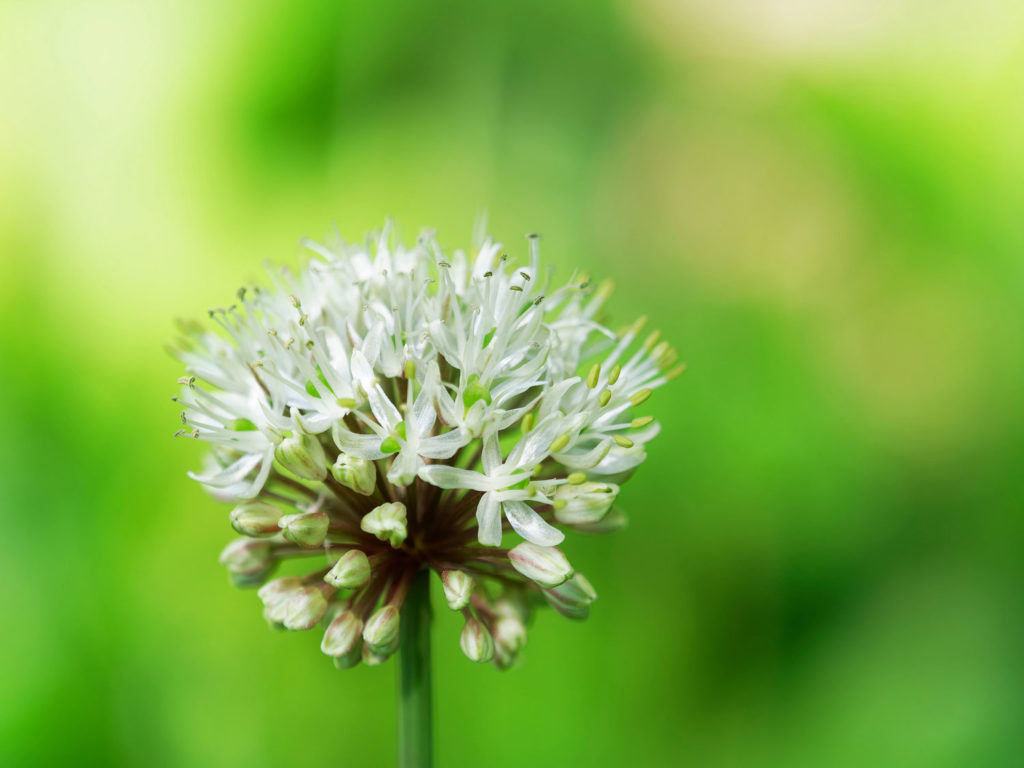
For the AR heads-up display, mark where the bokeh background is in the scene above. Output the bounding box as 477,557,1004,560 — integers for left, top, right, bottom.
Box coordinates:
3,1,1024,766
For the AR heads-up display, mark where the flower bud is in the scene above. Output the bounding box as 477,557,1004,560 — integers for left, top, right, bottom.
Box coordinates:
275,433,328,481
229,500,283,537
324,549,371,589
284,586,328,631
361,644,393,666
543,573,597,620
552,482,618,525
279,510,329,548
259,577,301,626
360,502,408,548
332,649,362,669
363,605,400,652
460,618,495,663
441,570,474,611
320,610,363,658
508,542,573,588
493,615,527,654
331,454,376,495
493,589,532,624
219,538,273,578
567,507,628,535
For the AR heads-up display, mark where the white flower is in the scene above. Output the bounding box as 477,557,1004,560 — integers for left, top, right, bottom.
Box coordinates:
174,222,681,669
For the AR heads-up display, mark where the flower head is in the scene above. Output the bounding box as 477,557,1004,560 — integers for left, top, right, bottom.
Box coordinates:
173,224,681,668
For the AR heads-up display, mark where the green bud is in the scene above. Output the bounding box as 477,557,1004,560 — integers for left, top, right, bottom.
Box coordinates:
218,538,273,578
360,502,408,548
330,454,376,495
543,573,597,620
508,542,573,588
332,648,362,669
321,610,364,658
459,618,495,663
361,644,393,666
283,586,328,631
275,433,328,480
325,549,371,589
278,510,329,548
363,605,400,652
229,501,282,537
552,482,619,524
441,570,474,611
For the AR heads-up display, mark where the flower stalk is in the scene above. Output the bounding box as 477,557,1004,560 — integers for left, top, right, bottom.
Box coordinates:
397,568,433,768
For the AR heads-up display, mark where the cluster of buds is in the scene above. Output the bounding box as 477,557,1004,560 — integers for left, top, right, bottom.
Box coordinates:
174,225,679,668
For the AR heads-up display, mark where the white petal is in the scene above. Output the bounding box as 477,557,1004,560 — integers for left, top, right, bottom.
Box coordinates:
386,448,422,487
418,464,497,492
476,492,502,546
503,500,564,546
408,385,437,438
418,429,469,459
332,426,388,460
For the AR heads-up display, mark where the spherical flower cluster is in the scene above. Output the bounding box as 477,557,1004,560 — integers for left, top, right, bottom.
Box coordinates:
173,225,681,669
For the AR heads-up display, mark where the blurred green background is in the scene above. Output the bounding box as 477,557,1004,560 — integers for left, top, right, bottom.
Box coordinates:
3,1,1024,766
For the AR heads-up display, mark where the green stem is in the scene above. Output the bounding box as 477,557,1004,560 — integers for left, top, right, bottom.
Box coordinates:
397,568,433,768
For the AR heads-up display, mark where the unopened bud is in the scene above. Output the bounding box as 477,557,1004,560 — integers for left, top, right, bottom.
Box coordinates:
508,542,573,588
441,570,474,611
363,605,400,652
229,500,283,537
279,510,329,548
275,433,328,480
258,576,301,625
460,618,495,663
325,549,371,589
493,615,527,654
219,538,273,580
332,649,362,669
283,586,328,631
552,482,618,524
331,454,376,495
567,507,628,534
321,611,363,657
360,502,408,548
543,573,597,620
361,644,393,666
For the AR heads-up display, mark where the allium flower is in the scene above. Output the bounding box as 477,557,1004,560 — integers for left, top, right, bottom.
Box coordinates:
172,224,681,670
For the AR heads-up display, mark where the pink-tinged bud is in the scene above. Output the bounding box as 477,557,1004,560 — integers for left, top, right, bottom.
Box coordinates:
278,510,329,548
321,611,363,658
543,573,597,620
324,549,371,589
218,538,273,585
283,586,328,631
441,570,474,611
493,615,527,654
552,482,618,525
459,618,495,663
230,501,283,537
275,433,328,481
363,605,400,652
508,542,573,588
